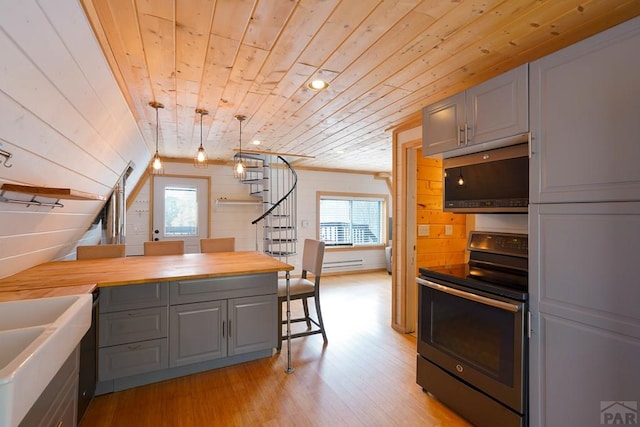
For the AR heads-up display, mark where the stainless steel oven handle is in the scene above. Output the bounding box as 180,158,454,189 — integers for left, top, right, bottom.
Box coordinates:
416,277,520,312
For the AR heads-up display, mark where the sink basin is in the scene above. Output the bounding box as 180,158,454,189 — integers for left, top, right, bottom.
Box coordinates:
0,294,91,427
0,295,85,330
0,327,47,370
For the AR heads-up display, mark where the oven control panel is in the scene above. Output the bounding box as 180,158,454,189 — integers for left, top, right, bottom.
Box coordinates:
468,231,528,257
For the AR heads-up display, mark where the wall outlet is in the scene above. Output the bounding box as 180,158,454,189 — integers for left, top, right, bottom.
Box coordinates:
418,224,430,236
445,224,453,235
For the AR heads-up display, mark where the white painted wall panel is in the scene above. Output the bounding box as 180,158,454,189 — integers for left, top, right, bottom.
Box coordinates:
0,0,151,279
124,162,390,273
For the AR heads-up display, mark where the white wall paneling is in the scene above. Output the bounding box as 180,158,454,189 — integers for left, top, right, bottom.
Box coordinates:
125,162,390,273
0,0,151,279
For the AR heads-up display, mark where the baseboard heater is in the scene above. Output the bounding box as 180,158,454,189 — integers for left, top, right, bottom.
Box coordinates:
323,259,364,269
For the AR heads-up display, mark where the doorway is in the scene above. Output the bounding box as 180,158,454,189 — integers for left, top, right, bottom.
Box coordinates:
152,175,210,253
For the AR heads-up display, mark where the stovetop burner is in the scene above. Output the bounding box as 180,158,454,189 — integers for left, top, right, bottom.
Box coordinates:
418,231,529,301
419,264,528,301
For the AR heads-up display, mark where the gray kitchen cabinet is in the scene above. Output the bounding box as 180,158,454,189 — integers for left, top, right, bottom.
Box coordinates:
98,282,169,381
528,16,640,427
422,64,528,156
98,338,169,381
170,300,226,367
529,18,640,204
99,281,168,313
169,276,277,367
529,202,640,427
99,306,168,347
19,347,79,427
96,273,277,393
228,295,277,356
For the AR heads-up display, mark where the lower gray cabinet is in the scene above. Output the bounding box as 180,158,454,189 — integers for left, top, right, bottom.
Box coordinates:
98,283,169,381
19,347,79,427
98,338,169,381
97,274,277,391
169,294,276,367
170,300,226,367
229,295,276,356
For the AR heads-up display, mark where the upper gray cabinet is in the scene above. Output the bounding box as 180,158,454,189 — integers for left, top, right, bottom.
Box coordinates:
529,19,640,204
422,64,529,156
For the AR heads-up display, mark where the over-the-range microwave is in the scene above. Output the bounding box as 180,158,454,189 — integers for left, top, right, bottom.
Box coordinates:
443,142,529,213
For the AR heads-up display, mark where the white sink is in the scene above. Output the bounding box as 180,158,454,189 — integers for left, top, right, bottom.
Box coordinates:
0,294,92,427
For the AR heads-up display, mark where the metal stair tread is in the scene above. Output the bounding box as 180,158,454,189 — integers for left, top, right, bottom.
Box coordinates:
265,251,297,257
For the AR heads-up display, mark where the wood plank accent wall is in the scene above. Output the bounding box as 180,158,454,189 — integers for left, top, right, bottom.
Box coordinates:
415,150,466,270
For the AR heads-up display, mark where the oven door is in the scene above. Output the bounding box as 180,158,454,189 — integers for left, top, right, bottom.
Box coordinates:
416,277,527,413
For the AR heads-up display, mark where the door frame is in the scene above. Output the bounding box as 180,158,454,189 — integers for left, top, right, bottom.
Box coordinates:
391,122,422,334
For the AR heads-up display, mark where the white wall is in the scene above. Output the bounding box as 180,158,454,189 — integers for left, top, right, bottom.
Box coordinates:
126,162,391,274
0,1,151,279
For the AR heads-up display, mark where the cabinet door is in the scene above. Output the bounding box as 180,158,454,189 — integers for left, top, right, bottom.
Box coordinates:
19,348,79,427
422,92,465,156
467,64,528,145
169,300,226,367
529,202,640,427
530,18,640,204
228,295,277,356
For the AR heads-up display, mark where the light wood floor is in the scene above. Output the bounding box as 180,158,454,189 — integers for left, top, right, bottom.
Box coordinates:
80,271,471,427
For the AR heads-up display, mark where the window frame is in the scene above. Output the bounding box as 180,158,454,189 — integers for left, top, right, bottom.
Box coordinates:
316,191,389,249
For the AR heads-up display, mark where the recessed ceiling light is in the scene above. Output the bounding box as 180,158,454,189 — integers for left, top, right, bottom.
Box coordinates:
308,79,329,91
251,139,261,146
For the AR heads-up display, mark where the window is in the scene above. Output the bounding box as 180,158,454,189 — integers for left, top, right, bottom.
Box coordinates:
163,186,199,236
318,193,387,246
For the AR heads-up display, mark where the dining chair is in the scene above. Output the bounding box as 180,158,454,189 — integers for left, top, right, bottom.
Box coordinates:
143,240,185,256
200,237,235,253
277,238,327,351
77,244,126,260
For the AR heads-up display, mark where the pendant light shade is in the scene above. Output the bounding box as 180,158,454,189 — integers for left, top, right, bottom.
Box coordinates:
233,114,247,180
194,108,209,168
149,101,164,175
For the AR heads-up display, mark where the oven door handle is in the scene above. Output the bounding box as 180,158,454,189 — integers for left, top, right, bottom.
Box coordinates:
416,277,521,312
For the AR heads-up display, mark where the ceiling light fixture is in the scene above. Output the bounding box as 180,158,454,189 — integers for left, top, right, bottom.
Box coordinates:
149,101,164,175
308,79,329,91
194,108,209,168
233,114,247,180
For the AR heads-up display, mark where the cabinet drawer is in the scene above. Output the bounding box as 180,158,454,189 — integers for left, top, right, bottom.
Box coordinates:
170,273,276,304
98,338,168,381
100,282,168,313
99,306,168,347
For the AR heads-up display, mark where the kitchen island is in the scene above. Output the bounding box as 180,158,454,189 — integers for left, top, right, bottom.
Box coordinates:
0,252,294,394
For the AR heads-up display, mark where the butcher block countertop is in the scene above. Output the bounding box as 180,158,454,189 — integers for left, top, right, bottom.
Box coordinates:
0,251,293,302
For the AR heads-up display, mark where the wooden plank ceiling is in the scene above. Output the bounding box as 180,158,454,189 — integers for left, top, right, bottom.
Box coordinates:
80,0,640,173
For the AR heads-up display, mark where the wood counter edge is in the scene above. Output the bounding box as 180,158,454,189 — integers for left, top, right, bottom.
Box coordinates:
0,284,97,302
93,267,295,287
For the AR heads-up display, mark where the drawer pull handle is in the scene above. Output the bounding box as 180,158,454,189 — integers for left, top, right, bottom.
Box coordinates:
128,344,141,350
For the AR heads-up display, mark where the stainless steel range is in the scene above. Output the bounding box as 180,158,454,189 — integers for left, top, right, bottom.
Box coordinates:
416,231,528,427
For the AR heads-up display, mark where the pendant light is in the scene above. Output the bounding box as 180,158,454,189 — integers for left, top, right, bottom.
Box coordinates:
149,101,164,175
194,108,208,168
233,114,247,180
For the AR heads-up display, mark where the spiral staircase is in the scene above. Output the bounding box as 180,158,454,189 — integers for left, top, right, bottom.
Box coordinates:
233,152,298,260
